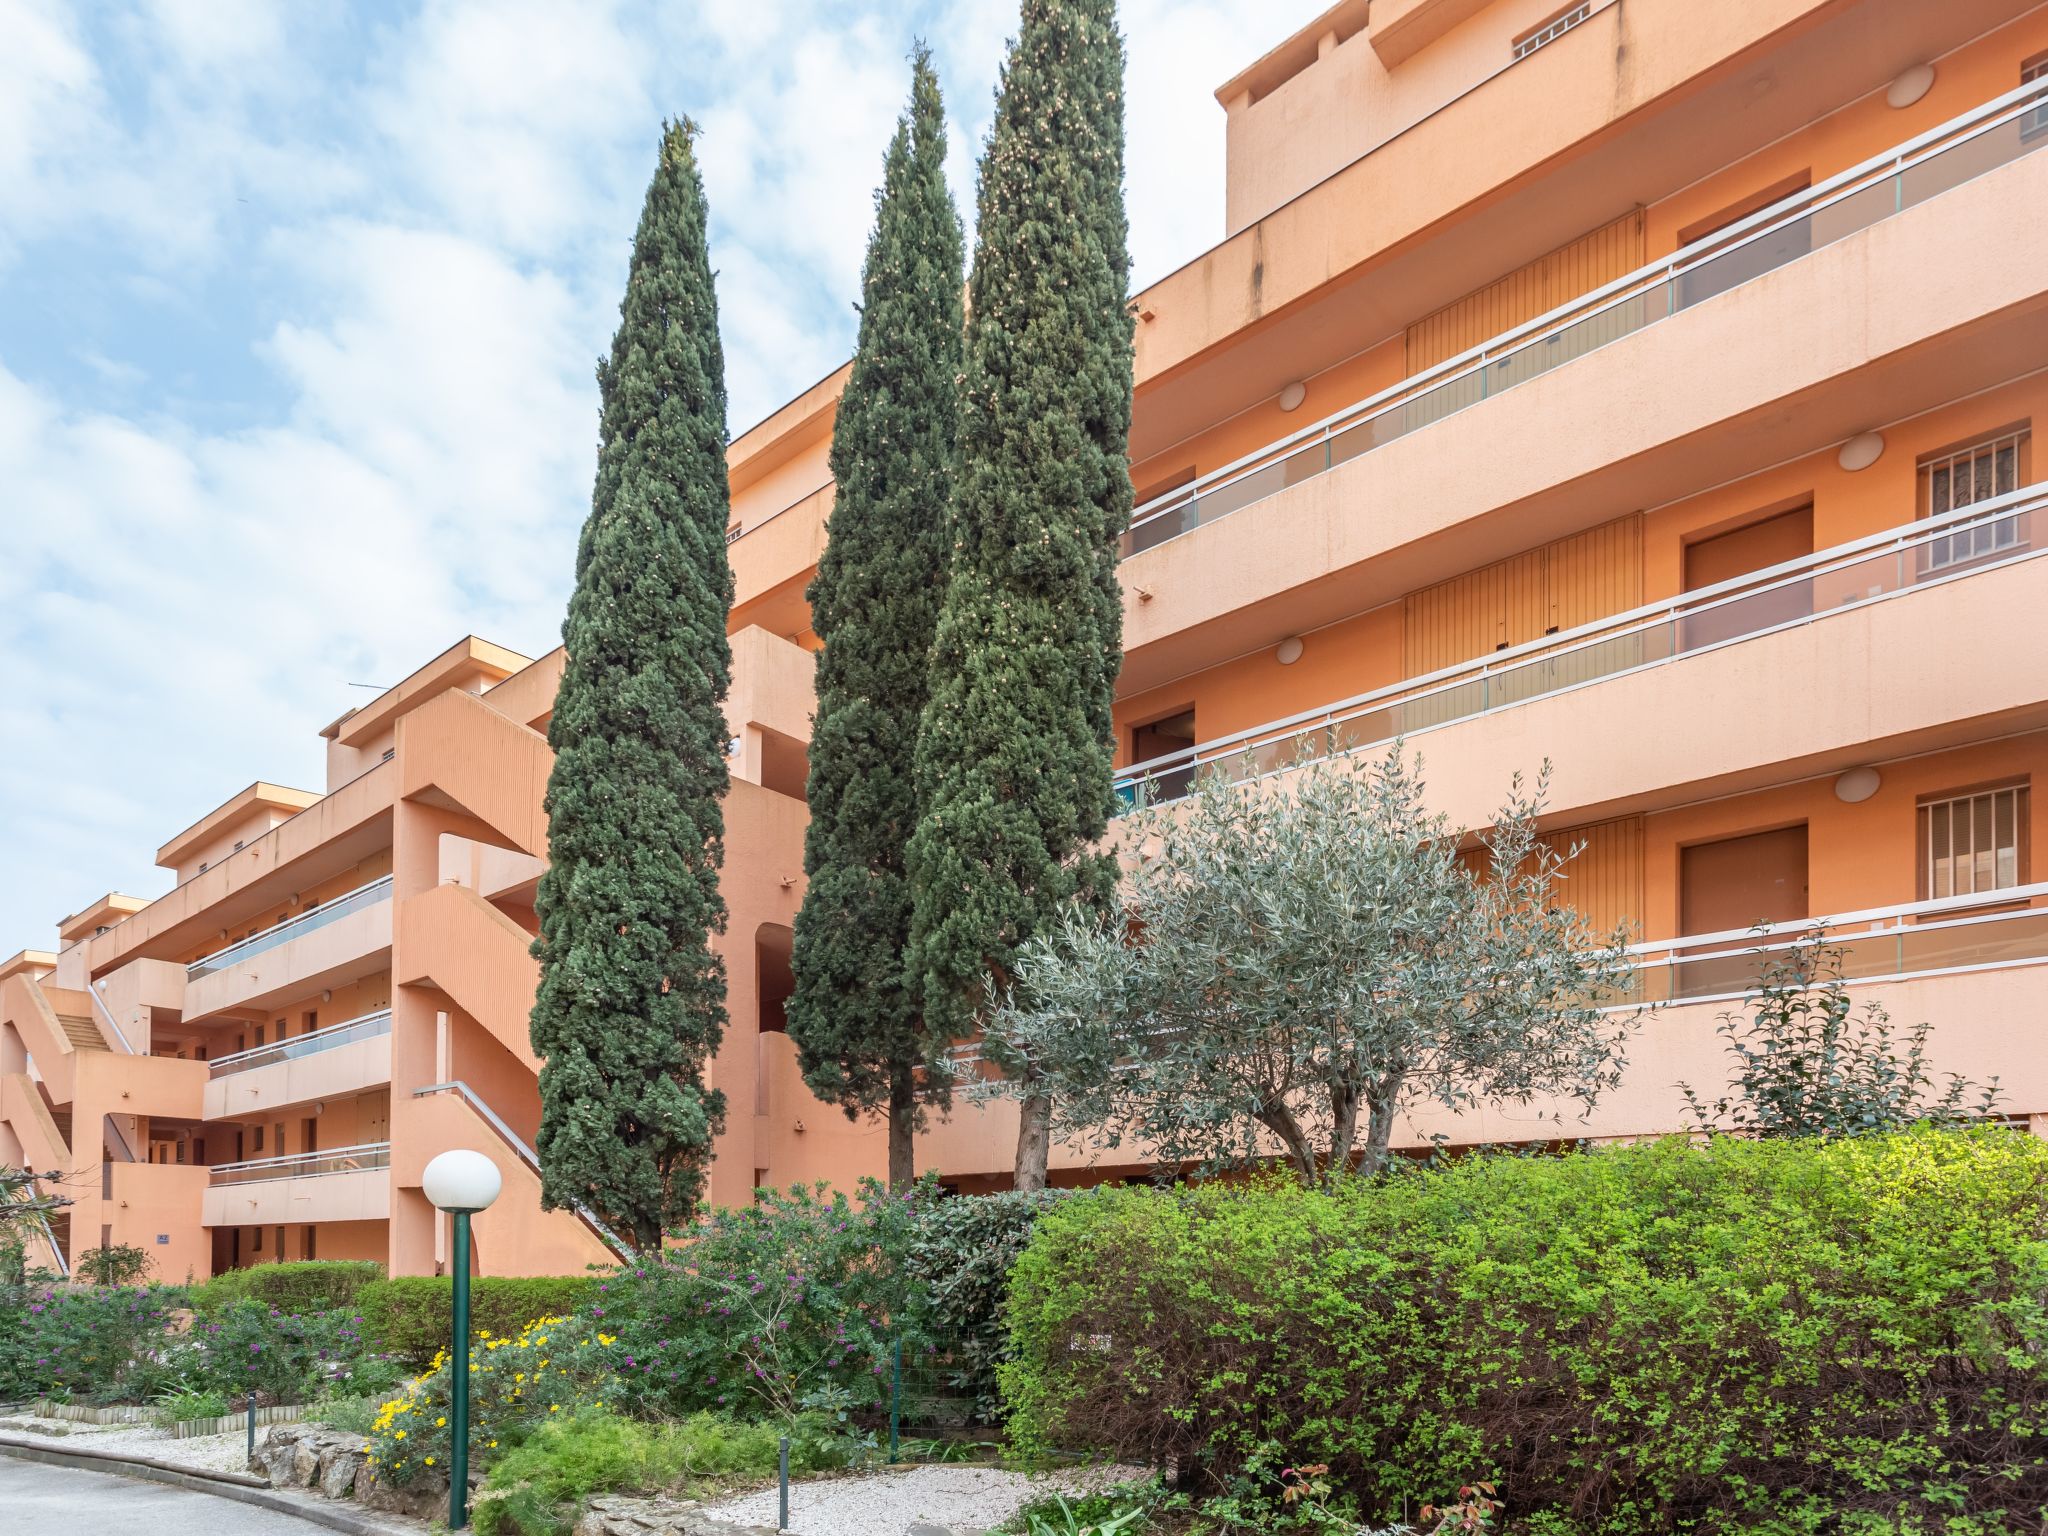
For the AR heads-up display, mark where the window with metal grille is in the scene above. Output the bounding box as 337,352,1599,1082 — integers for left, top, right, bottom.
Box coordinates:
2023,53,2047,140
1513,2,1591,60
1920,427,2030,570
1920,785,2027,899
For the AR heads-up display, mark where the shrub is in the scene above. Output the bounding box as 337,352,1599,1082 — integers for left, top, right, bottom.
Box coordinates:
472,1408,850,1536
188,1302,394,1404
605,1180,920,1421
310,1391,384,1435
359,1275,601,1366
150,1386,231,1430
191,1260,383,1317
3,1284,185,1401
367,1312,620,1487
1002,1128,2048,1534
74,1243,153,1287
904,1189,1064,1423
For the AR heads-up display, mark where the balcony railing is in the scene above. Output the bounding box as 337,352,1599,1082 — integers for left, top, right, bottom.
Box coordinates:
207,1008,393,1078
1117,480,2044,807
185,876,393,979
1622,884,2048,1008
207,1141,391,1186
945,886,2048,1072
1123,75,2048,557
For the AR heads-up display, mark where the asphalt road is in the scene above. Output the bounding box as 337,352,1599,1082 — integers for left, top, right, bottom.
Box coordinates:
0,1456,339,1534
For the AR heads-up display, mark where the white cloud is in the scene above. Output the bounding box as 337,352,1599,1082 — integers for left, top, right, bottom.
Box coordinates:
0,0,1327,946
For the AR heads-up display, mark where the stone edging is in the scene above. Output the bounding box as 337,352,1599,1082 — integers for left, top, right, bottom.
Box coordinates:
0,1434,414,1536
32,1396,308,1438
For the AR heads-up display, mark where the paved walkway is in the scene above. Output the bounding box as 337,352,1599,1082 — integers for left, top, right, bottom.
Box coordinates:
0,1456,337,1534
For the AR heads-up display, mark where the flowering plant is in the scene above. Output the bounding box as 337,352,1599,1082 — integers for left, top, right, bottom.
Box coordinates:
190,1302,394,1402
5,1284,183,1401
365,1313,620,1486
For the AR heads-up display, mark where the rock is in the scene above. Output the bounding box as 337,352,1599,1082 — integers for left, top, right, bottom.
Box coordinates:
290,1441,322,1487
573,1493,780,1536
355,1463,448,1521
318,1446,364,1499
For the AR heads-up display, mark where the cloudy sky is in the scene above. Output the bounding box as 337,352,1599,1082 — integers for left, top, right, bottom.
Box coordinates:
0,0,1325,947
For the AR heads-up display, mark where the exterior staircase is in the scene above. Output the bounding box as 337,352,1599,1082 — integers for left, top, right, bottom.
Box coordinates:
56,1013,105,1051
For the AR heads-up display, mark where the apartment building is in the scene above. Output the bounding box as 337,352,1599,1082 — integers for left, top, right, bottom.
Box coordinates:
8,0,2048,1276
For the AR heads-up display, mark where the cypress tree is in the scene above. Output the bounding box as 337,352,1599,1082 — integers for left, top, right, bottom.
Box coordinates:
530,121,735,1251
905,0,1134,1192
788,49,965,1192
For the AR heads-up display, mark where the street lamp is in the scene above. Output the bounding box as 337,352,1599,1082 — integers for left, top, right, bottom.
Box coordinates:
422,1148,502,1531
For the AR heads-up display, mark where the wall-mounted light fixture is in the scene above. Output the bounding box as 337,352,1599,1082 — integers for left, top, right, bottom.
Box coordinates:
1277,381,1307,413
1838,431,1885,472
1886,64,1935,109
1276,636,1305,665
1834,766,1882,803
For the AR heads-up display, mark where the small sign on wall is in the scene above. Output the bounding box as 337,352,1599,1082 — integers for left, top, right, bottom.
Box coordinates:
156,1234,169,1245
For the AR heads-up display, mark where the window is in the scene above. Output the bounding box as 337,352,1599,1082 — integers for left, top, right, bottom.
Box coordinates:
1920,427,2030,570
251,1125,265,1153
304,1227,316,1261
1513,2,1590,60
252,1225,263,1253
2024,52,2047,141
1920,785,2027,899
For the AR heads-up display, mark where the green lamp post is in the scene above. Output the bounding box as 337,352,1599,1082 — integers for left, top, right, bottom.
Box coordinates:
422,1148,503,1531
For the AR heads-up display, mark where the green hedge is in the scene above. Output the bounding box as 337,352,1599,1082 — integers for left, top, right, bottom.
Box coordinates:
190,1260,384,1317
359,1275,601,1366
1002,1128,2048,1534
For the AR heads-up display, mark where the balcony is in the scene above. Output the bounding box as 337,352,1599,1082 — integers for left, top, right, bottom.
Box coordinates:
1622,885,2048,1008
186,876,391,978
925,887,2048,1172
182,876,393,1022
201,1142,391,1227
1119,482,2045,808
1125,76,2048,560
201,1009,393,1121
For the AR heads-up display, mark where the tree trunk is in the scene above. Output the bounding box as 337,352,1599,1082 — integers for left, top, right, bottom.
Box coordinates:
887,1083,917,1192
1357,1096,1399,1179
1014,1090,1052,1193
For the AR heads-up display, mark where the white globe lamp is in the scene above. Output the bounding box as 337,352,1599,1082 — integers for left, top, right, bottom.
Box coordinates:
423,1148,502,1213
422,1147,500,1530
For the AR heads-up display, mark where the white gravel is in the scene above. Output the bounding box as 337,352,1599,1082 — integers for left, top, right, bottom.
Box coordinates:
704,1461,1149,1536
0,1413,270,1475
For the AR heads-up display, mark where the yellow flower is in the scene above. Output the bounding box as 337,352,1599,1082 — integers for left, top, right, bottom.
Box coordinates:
395,1430,407,1440
436,1417,447,1428
425,1457,435,1467
549,1404,559,1413
488,1441,497,1449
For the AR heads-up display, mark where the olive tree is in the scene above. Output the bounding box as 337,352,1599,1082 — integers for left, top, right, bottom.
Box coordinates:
978,747,1641,1182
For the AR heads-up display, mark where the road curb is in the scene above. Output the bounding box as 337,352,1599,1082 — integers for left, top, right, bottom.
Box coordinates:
0,1434,417,1535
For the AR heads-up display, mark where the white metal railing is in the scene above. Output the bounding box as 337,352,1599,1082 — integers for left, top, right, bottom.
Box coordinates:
1117,480,2044,807
946,886,2048,1068
1620,884,2048,1008
88,983,136,1055
185,876,393,979
412,1081,633,1261
1123,75,2048,557
206,1141,390,1186
207,1008,393,1078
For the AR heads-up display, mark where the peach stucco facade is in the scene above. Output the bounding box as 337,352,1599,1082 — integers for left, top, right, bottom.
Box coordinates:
11,0,2048,1279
